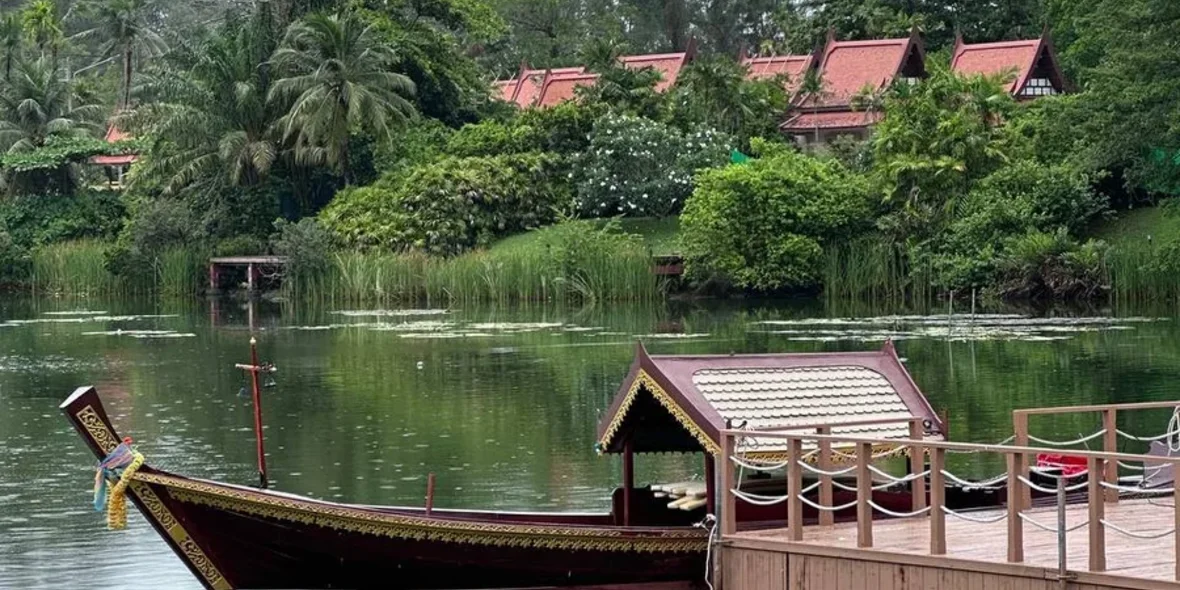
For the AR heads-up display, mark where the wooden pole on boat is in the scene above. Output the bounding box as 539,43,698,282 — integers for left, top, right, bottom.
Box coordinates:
235,337,269,489
704,451,716,515
426,473,436,515
623,438,634,526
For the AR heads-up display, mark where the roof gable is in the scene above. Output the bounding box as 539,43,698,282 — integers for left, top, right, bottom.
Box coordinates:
741,54,815,93
536,72,600,107
597,341,944,456
951,31,1068,97
620,52,689,92
814,30,925,107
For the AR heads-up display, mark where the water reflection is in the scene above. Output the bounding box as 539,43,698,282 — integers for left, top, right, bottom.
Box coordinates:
1,297,1177,588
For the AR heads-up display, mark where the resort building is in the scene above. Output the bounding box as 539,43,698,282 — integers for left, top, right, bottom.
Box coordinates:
89,124,138,189
493,40,697,109
780,27,926,145
950,28,1068,99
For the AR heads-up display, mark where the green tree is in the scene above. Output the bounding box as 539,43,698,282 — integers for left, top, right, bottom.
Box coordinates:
269,13,417,184
20,0,63,61
0,56,103,193
76,0,169,109
1,13,20,81
797,67,829,145
669,55,790,148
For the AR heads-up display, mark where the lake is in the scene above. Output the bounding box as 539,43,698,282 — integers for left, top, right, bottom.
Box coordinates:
2,296,1178,589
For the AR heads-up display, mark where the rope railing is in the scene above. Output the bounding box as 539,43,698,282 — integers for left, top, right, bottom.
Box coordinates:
940,505,1008,524
730,488,790,506
1017,475,1089,495
1018,512,1090,534
797,495,858,512
1027,466,1089,479
1026,429,1107,447
1115,428,1180,442
797,461,856,477
1101,519,1177,540
939,469,1007,490
869,500,931,519
1098,480,1175,495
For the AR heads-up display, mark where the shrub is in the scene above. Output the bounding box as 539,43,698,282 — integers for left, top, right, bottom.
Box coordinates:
0,189,124,248
575,113,731,218
446,102,602,158
446,120,544,157
993,229,1109,300
681,151,874,291
270,218,335,280
320,152,570,256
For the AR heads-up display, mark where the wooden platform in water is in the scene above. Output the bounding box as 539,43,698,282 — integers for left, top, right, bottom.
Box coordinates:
727,498,1179,589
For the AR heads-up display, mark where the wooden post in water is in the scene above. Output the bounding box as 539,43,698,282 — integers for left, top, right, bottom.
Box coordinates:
929,448,946,555
1102,409,1118,503
233,337,269,489
425,472,436,516
817,426,833,526
1088,457,1106,572
786,437,803,541
856,442,873,548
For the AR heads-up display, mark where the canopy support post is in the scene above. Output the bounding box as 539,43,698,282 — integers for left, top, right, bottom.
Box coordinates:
623,437,634,527
705,451,716,516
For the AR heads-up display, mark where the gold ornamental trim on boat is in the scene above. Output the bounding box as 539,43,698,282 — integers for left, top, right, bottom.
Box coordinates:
599,370,721,456
75,406,233,590
136,472,708,553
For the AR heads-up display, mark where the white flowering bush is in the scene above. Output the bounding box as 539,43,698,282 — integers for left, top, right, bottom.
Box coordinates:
574,114,731,217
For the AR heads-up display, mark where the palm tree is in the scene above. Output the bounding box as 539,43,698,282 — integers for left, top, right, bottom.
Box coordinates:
76,0,169,109
0,56,103,192
798,68,828,146
20,0,64,62
125,18,277,195
1,14,21,81
269,13,416,184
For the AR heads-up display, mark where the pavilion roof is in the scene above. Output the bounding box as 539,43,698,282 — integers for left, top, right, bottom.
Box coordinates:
596,341,944,457
90,124,138,166
780,110,882,133
536,72,601,107
950,31,1067,97
620,50,691,92
811,29,925,108
741,54,815,94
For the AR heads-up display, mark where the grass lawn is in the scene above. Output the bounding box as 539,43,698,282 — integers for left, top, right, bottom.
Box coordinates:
488,217,682,257
1089,206,1180,248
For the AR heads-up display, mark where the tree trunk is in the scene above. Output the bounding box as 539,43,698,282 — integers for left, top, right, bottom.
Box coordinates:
121,46,133,109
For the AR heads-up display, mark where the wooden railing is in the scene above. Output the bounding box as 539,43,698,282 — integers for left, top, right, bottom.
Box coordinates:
718,428,1180,581
1014,401,1180,507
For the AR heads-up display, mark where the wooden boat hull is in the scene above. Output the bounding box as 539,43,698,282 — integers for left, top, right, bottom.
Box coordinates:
61,387,708,590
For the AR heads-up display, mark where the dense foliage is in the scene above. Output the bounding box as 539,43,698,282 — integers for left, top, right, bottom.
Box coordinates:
320,152,568,255
681,150,873,290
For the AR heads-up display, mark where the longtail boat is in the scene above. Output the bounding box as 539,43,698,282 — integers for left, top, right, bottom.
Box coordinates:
63,341,980,590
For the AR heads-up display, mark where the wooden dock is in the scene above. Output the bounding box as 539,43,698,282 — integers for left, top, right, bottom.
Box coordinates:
208,256,287,293
716,401,1180,590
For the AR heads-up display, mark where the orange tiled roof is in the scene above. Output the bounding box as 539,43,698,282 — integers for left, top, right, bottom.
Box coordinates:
780,110,882,133
91,124,138,166
816,37,918,106
494,67,585,108
620,52,690,91
741,54,815,93
104,126,132,143
536,72,601,107
950,36,1067,97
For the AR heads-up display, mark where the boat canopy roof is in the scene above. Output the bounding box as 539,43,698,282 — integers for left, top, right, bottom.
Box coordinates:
595,341,944,457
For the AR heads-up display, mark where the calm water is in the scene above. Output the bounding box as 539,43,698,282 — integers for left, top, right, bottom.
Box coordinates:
2,297,1180,589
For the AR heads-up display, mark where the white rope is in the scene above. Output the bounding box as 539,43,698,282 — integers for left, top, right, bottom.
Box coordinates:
1101,519,1177,539
1115,429,1180,442
1028,466,1089,479
1027,429,1106,447
830,479,915,492
1116,461,1166,472
1018,512,1089,533
1016,475,1089,494
797,495,858,512
730,455,791,472
941,506,1008,524
940,469,1007,490
866,465,930,483
869,501,931,518
798,462,856,477
1098,480,1176,495
730,488,789,506
697,515,719,590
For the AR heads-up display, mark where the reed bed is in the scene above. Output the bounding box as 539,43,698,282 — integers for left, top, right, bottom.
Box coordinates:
32,240,124,297
822,238,936,308
1106,242,1180,304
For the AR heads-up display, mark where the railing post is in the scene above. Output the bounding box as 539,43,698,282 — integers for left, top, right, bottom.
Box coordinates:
909,419,926,513
1056,473,1067,578
1102,409,1118,503
856,442,873,548
1087,456,1106,572
720,431,736,536
787,437,803,541
1174,467,1179,582
929,447,946,555
817,426,833,526
1013,411,1031,511
1006,452,1024,563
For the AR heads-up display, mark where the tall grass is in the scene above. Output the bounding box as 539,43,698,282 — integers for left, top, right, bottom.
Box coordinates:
32,240,123,297
1106,241,1180,305
823,238,935,308
155,247,205,298
288,222,663,305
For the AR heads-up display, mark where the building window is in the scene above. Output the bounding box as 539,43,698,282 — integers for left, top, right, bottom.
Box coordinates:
1019,77,1057,97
